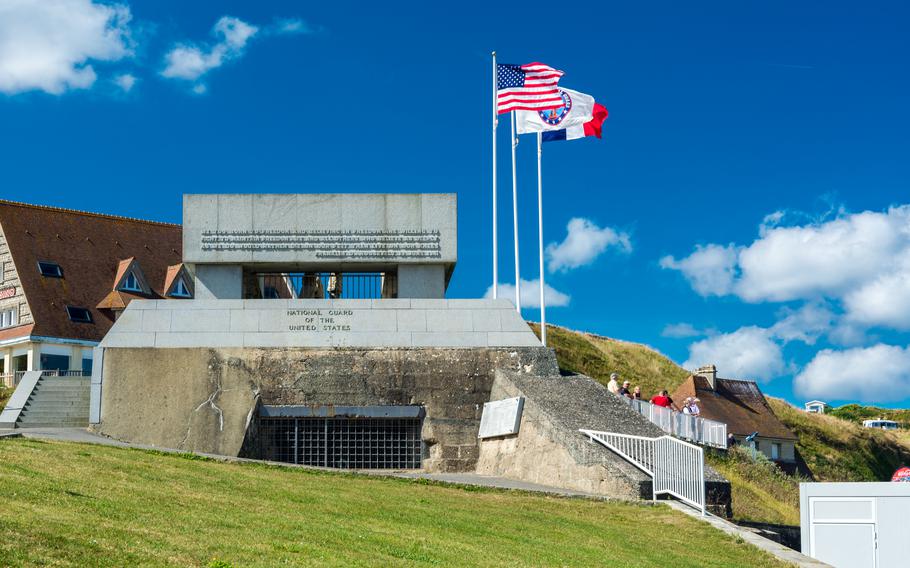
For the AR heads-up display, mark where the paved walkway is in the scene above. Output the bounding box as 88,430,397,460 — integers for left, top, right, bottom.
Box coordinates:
2,427,828,567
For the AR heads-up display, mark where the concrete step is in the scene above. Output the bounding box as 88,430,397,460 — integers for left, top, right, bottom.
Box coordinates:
33,385,89,393
16,420,89,428
26,400,89,408
29,392,89,400
19,410,89,419
26,399,90,406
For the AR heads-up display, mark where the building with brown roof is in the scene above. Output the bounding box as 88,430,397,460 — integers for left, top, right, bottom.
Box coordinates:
0,200,188,385
672,364,797,464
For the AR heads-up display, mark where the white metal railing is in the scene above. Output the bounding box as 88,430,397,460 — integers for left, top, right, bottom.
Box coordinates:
1,371,28,389
621,397,727,449
2,370,85,388
580,429,706,515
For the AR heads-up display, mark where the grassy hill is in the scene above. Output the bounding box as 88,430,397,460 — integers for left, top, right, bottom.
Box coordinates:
531,323,910,525
768,398,910,481
827,404,910,428
0,438,785,567
529,323,690,398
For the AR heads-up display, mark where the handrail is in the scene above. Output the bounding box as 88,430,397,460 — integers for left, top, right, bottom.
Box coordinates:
620,397,727,449
580,429,706,515
2,370,86,388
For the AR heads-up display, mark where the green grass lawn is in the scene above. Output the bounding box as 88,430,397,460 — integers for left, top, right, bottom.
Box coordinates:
0,439,786,567
529,323,689,398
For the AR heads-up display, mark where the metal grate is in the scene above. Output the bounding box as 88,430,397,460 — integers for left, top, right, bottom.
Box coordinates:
257,273,388,300
259,417,423,469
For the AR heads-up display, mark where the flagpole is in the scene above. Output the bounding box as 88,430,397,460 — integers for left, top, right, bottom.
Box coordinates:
537,132,546,346
491,51,499,300
510,110,521,313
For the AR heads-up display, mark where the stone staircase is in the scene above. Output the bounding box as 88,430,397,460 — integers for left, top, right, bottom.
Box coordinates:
15,376,90,428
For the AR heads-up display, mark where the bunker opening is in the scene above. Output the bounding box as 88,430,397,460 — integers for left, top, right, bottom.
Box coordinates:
255,405,424,469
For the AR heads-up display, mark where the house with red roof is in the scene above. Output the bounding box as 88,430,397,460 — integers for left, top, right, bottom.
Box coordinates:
0,200,188,386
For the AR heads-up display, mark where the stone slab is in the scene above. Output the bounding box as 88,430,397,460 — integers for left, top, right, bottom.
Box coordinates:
183,193,457,266
478,397,524,439
100,300,541,349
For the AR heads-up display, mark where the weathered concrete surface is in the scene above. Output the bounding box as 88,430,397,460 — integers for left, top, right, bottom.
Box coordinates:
476,371,731,513
96,346,558,470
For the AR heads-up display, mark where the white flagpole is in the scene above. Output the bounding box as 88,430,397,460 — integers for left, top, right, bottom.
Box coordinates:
510,110,521,313
491,52,499,299
537,132,546,346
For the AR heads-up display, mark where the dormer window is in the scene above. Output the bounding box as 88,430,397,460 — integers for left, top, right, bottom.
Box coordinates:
66,306,93,324
170,277,191,298
122,272,142,292
38,261,63,278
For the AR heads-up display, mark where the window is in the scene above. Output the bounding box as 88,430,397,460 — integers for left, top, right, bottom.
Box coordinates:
65,306,93,323
39,354,69,372
82,357,93,375
170,277,191,298
37,261,63,278
121,271,142,292
771,443,781,460
0,307,17,329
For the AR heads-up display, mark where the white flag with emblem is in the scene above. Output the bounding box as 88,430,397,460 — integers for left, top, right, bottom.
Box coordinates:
515,87,595,134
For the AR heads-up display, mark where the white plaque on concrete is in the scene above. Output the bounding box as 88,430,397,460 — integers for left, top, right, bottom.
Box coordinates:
478,397,524,439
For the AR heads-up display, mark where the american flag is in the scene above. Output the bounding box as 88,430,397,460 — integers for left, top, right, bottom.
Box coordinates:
497,62,565,114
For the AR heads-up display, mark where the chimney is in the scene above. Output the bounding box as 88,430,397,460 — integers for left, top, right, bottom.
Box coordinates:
696,364,717,390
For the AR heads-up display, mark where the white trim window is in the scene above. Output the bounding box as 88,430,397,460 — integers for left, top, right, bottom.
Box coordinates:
0,307,17,329
121,271,142,292
170,277,191,298
771,442,781,460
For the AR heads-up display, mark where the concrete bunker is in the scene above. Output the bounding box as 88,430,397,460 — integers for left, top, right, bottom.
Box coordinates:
90,193,731,511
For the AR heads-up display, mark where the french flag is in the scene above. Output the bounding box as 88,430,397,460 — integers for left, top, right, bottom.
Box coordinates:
542,103,608,142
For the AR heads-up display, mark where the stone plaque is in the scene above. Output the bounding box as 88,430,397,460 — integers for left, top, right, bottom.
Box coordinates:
478,397,524,439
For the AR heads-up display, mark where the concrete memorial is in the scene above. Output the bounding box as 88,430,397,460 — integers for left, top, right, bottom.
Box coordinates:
91,192,730,510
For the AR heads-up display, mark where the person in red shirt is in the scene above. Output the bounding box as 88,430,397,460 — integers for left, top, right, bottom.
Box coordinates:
649,390,680,411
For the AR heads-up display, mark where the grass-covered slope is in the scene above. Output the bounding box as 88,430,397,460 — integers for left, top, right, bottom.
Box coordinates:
706,448,802,526
530,323,910,524
529,323,689,397
827,404,910,428
769,398,910,481
0,439,785,568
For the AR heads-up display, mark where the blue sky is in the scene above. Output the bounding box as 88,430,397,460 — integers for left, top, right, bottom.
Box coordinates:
2,1,909,407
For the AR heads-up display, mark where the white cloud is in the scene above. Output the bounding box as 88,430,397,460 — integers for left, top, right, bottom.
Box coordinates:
664,206,910,336
113,72,135,92
161,16,259,85
273,18,313,35
769,303,835,345
661,323,703,338
659,244,738,297
484,279,571,309
794,344,910,402
683,326,785,382
546,218,631,273
735,207,910,302
0,0,133,95
843,268,910,330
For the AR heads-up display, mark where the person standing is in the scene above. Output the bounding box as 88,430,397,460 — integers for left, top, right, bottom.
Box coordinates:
607,373,620,395
632,386,642,400
618,380,633,398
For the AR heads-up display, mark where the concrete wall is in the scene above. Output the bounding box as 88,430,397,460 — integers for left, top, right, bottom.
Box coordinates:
182,194,457,268
193,265,242,300
397,265,445,299
99,299,540,350
95,346,558,471
477,371,656,499
476,370,732,511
